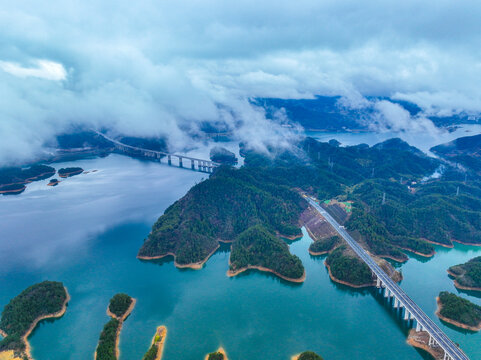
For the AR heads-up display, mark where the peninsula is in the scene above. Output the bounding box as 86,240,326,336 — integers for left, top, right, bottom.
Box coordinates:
205,347,228,360
141,326,167,360
95,293,136,360
291,351,323,360
435,292,481,331
0,281,69,360
448,256,481,291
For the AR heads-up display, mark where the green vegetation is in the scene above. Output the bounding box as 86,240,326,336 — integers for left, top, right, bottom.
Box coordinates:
0,164,55,195
230,225,304,279
142,345,158,360
58,167,83,177
95,318,120,360
325,246,373,286
431,134,481,174
438,291,481,328
207,352,224,360
108,293,133,318
298,351,324,360
449,257,481,289
309,236,340,254
0,281,67,352
142,134,481,283
139,166,305,267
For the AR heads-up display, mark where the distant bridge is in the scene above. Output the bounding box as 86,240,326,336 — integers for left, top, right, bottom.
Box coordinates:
96,132,220,173
306,196,469,360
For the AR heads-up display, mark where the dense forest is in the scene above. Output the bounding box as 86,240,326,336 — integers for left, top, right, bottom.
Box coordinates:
230,225,304,280
141,134,481,282
438,292,481,328
0,164,56,194
95,318,120,360
58,167,84,177
0,281,67,353
449,257,481,289
325,246,373,286
139,166,306,266
431,133,481,174
309,236,341,255
298,351,324,360
142,345,158,360
108,293,133,319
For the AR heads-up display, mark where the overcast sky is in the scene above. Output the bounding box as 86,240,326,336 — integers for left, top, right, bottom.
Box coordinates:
1,0,481,164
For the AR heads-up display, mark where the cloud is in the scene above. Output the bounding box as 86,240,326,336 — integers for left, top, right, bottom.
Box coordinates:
0,59,67,80
1,0,481,165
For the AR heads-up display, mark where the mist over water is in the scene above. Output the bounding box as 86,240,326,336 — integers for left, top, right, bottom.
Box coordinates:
1,154,480,359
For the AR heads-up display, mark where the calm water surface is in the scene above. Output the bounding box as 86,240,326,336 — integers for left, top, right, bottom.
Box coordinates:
1,154,480,359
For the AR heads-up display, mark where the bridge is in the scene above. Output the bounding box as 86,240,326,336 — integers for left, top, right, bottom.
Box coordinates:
96,132,220,173
305,196,469,360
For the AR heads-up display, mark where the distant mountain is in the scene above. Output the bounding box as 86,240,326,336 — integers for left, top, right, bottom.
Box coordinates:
431,134,481,174
254,96,480,131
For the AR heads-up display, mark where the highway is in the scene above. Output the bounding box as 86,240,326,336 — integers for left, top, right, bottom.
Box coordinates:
306,196,469,360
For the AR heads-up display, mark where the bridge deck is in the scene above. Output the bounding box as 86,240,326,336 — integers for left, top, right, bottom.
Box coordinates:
306,197,469,360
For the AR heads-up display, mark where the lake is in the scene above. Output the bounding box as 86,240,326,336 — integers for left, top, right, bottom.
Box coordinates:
0,152,480,359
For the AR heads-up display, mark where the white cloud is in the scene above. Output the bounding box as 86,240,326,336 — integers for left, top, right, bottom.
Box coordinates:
0,59,67,81
1,0,481,165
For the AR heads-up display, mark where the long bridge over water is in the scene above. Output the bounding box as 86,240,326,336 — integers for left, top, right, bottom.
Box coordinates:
306,196,469,360
96,132,220,173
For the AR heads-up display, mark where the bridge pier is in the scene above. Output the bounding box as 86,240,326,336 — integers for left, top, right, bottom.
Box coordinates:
191,159,195,170
168,155,172,166
179,157,183,168
393,297,400,308
404,309,410,321
376,278,381,288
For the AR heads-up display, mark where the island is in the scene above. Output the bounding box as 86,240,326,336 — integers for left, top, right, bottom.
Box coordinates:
448,256,481,291
95,293,136,360
291,351,323,360
0,165,56,195
228,225,305,282
0,281,69,360
47,179,60,186
205,348,228,360
435,291,481,331
141,326,167,360
58,167,84,178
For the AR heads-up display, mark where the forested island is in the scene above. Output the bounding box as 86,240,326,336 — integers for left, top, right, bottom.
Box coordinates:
229,225,305,281
210,146,238,165
448,257,481,291
0,165,56,195
436,292,481,331
205,348,228,360
140,134,481,283
95,293,136,360
58,167,84,178
47,179,60,186
0,281,69,360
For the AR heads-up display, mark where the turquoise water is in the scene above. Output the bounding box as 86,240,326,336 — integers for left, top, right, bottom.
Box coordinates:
1,154,481,359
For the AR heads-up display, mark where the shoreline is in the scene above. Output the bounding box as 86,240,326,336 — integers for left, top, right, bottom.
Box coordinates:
151,325,167,360
447,270,481,292
111,298,136,359
324,261,373,288
435,297,481,332
227,265,306,283
138,244,220,270
407,329,444,360
377,253,407,263
396,246,435,258
20,286,70,360
204,347,228,360
423,238,454,248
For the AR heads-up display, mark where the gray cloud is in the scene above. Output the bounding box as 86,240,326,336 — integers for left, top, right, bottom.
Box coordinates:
1,0,481,164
